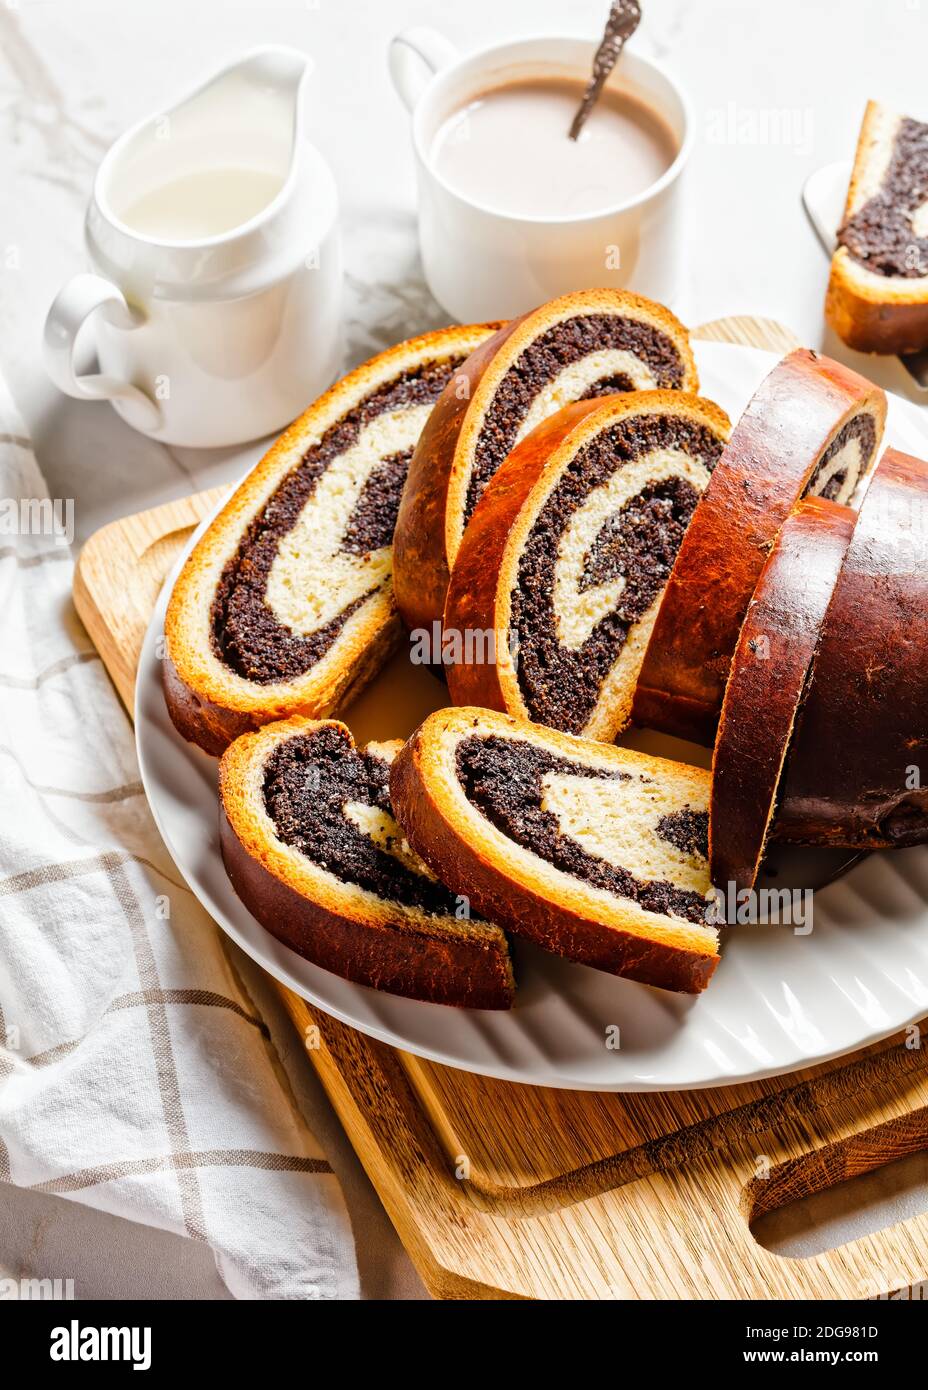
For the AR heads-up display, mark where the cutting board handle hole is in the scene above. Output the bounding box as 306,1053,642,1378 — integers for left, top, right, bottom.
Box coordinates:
747,1110,928,1262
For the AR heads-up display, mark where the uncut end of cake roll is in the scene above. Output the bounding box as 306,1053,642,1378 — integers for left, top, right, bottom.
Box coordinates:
773,448,928,850
443,391,731,743
710,496,856,893
219,718,515,1008
827,100,928,355
632,348,887,747
163,323,499,755
389,708,718,994
392,288,698,638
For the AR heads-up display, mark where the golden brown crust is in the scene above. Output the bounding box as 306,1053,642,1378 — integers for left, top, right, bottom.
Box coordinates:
774,449,928,849
393,290,698,636
443,391,731,738
392,320,522,637
633,349,886,746
163,323,498,755
826,258,928,355
219,718,515,1009
710,496,856,891
389,708,718,995
162,652,265,757
827,101,928,355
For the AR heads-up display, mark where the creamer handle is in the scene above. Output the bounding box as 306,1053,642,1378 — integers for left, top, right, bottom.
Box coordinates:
42,273,161,432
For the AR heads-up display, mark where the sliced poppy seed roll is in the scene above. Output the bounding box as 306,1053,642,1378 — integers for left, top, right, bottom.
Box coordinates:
389,708,717,994
444,391,730,741
220,718,514,1008
633,348,886,746
393,288,698,637
164,323,499,755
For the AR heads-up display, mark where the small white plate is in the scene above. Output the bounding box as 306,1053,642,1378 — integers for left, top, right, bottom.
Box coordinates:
802,159,851,254
136,340,928,1091
803,160,928,391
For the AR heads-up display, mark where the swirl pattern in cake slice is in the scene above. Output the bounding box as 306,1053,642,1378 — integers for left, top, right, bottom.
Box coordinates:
393,289,698,636
219,718,514,1007
444,391,730,741
828,100,928,354
164,324,498,754
633,348,887,746
389,708,717,994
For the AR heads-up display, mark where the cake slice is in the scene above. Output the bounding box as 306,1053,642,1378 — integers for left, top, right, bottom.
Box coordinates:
389,708,717,994
444,391,730,741
827,101,928,355
219,718,515,1008
393,289,698,636
774,448,928,849
710,496,856,892
164,323,499,755
633,348,886,746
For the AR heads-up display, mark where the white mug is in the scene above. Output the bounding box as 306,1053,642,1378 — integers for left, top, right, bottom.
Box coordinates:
43,47,343,448
389,30,692,323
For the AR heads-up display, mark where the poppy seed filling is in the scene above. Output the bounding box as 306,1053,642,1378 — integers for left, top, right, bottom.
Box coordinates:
805,412,877,501
511,415,725,732
465,313,687,521
455,734,709,923
839,116,928,279
263,726,463,916
210,358,463,684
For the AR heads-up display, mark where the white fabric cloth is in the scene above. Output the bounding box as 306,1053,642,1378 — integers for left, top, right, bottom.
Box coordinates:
0,375,359,1300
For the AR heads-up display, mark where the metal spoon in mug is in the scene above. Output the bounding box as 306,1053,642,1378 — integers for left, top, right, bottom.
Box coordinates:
569,0,642,142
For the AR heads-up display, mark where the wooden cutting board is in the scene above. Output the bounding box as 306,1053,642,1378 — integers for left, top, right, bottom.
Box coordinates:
73,317,928,1300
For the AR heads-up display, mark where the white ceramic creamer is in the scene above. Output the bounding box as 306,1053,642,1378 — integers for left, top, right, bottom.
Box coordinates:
43,47,342,447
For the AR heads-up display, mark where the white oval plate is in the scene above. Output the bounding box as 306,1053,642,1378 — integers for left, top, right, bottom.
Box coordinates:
136,341,928,1091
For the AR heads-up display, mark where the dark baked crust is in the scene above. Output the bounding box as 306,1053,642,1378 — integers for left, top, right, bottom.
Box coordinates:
710,496,856,890
633,349,885,745
774,448,928,848
219,804,515,1008
162,653,263,756
393,321,520,636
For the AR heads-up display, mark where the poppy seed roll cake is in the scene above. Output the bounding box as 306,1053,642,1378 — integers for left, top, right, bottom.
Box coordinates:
444,391,731,741
164,323,499,755
774,448,928,849
633,348,886,745
219,718,514,1008
393,289,698,636
389,708,717,994
710,496,857,892
827,100,928,355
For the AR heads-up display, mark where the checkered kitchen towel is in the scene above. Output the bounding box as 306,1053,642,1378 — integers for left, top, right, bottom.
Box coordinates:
0,376,359,1300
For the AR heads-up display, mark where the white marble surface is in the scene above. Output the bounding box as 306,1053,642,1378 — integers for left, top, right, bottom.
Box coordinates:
1,0,928,1300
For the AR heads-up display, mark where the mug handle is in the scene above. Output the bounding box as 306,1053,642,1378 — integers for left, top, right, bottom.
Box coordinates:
42,274,162,432
388,27,459,112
